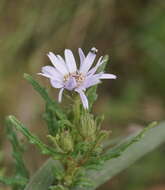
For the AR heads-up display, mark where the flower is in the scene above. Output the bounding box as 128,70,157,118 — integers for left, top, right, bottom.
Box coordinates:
38,47,117,109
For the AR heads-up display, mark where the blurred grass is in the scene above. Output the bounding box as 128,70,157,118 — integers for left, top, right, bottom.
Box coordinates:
0,0,165,189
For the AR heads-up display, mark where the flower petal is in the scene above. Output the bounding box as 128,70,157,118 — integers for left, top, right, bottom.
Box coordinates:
79,47,97,74
57,55,67,66
84,78,101,89
58,88,64,102
39,66,63,81
87,56,103,76
78,48,85,67
99,73,117,79
64,49,77,73
76,89,89,109
48,52,68,76
83,74,101,89
50,79,64,88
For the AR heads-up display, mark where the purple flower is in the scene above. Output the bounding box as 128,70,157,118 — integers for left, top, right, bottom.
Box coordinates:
38,47,117,109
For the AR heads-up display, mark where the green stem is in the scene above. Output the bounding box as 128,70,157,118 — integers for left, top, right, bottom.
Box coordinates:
73,96,81,126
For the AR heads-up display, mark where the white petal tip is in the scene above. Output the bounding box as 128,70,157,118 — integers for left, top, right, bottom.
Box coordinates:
48,52,54,56
91,47,98,53
47,53,51,57
58,88,64,103
100,74,117,80
111,75,117,79
78,47,83,52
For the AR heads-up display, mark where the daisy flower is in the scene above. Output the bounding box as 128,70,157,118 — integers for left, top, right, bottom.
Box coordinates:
38,47,116,109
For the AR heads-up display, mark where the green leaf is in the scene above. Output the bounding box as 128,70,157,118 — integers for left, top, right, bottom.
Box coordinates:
103,122,157,160
23,121,165,190
0,176,28,186
24,159,63,190
24,73,67,135
43,104,60,135
23,74,58,110
5,119,29,179
7,115,63,159
75,122,165,190
4,118,29,190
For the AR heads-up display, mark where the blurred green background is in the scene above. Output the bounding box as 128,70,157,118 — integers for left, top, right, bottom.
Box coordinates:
0,0,165,189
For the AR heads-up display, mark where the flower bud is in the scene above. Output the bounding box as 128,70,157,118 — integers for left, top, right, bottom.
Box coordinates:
97,130,110,145
48,131,74,153
58,131,74,153
80,113,97,141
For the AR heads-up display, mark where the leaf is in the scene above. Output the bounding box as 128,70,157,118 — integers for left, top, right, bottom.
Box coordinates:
7,115,63,159
5,119,29,179
0,176,28,186
24,73,67,135
43,104,60,135
23,121,165,190
75,122,165,190
4,119,29,190
23,74,58,111
24,159,63,190
102,122,157,160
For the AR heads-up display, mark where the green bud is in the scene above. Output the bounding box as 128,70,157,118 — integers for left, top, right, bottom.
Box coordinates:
47,135,64,153
97,130,110,145
80,113,97,141
59,131,74,153
95,114,104,129
48,131,74,153
63,175,73,186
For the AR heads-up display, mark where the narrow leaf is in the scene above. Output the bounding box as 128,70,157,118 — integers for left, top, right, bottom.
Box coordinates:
6,119,29,179
0,176,28,186
103,122,157,160
24,73,67,135
24,74,57,109
75,122,165,190
7,115,63,159
24,159,62,190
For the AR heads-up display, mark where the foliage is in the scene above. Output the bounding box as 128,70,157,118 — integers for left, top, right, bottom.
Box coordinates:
0,121,29,190
2,56,112,190
21,121,165,190
2,53,165,190
0,1,165,190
